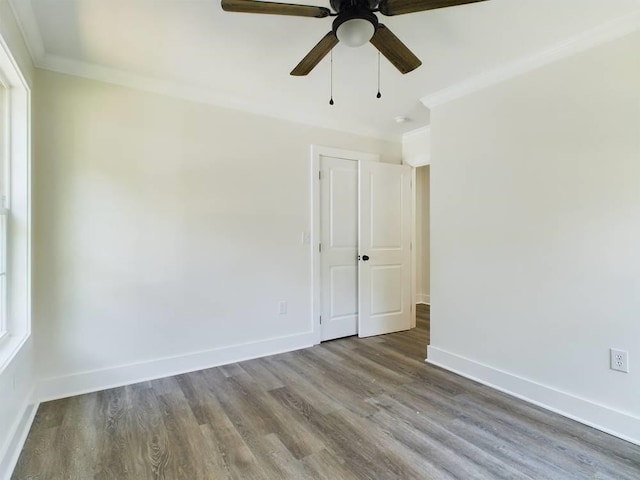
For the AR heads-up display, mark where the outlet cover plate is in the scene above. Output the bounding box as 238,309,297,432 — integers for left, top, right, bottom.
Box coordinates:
610,348,629,373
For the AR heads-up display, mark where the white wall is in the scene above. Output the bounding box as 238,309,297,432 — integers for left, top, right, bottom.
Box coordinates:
416,166,430,304
0,3,36,478
402,127,430,168
33,69,401,398
428,31,640,443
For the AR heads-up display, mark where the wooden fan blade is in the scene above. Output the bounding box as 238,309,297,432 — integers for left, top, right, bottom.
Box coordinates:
379,0,489,17
370,25,421,74
290,32,339,76
221,0,331,18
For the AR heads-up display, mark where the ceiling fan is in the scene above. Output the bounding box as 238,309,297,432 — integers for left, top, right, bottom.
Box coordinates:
221,0,488,76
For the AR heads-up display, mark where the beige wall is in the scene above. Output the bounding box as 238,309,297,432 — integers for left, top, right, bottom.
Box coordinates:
33,69,401,387
428,31,640,443
416,166,430,303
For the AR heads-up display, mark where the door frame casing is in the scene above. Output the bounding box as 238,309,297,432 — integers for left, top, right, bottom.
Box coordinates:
310,145,379,345
411,167,417,329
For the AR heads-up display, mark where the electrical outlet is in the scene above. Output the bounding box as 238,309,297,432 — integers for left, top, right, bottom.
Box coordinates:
278,301,287,315
610,348,629,373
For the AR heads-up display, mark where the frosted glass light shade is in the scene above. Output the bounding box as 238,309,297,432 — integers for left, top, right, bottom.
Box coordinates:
336,18,375,47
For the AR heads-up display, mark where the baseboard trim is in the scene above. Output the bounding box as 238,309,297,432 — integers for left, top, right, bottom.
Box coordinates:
416,294,430,305
36,331,316,403
426,346,640,446
0,390,38,480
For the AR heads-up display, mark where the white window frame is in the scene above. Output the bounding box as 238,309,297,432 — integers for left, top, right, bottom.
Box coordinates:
0,211,6,341
0,84,6,340
0,32,31,374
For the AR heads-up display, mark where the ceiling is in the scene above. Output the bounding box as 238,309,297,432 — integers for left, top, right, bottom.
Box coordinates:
10,0,640,140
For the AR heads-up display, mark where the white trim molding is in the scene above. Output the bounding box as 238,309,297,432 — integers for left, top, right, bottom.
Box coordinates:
7,0,44,63
427,346,640,447
402,126,430,139
7,0,400,143
410,168,416,329
402,126,430,168
403,154,430,168
36,332,315,403
416,294,430,305
37,53,400,142
0,10,32,375
421,10,640,109
0,390,37,480
4,331,315,475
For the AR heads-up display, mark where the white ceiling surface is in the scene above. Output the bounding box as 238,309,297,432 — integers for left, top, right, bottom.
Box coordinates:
11,0,640,139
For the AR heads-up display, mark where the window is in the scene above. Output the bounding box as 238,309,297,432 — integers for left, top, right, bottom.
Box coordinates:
0,34,31,372
0,84,7,340
0,210,5,341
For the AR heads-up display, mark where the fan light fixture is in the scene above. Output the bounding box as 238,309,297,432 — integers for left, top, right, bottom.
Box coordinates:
336,18,375,47
221,0,491,76
332,9,379,49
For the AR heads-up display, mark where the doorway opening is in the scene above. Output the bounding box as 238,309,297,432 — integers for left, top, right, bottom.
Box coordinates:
310,146,412,344
415,165,430,346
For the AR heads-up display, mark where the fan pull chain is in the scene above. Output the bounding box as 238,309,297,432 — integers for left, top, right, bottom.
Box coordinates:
329,50,334,106
376,52,382,99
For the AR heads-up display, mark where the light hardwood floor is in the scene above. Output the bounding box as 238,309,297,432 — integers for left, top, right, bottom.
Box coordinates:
12,305,640,479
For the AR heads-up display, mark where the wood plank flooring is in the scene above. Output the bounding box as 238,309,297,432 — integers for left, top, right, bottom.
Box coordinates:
12,305,640,479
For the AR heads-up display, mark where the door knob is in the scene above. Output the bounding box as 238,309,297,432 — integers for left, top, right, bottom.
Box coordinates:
362,255,370,261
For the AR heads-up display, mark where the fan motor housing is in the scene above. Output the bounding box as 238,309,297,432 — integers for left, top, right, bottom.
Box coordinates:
330,0,379,13
332,6,379,35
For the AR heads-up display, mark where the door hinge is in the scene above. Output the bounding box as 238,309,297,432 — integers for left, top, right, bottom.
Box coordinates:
319,243,322,253
319,170,321,180
319,315,322,324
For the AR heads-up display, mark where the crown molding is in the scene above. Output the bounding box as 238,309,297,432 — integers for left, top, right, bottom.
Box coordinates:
12,0,640,138
7,0,44,64
403,154,430,168
402,125,430,141
421,10,640,110
36,52,401,142
8,0,400,143
402,125,430,167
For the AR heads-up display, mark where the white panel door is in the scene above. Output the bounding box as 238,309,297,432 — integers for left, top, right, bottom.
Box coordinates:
320,156,359,341
358,161,412,338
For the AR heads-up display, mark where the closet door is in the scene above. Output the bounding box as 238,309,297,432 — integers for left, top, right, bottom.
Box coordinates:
320,156,359,341
358,161,412,338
